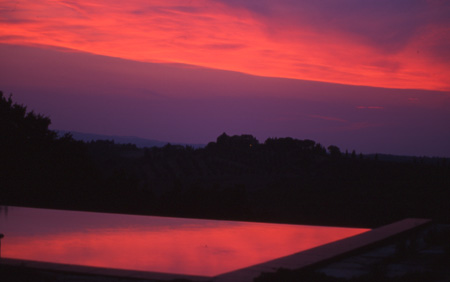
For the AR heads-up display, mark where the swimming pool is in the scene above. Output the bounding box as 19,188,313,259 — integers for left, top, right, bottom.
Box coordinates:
0,206,368,277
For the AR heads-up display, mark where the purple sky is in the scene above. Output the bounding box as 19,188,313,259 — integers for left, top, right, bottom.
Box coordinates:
1,44,449,157
1,1,450,157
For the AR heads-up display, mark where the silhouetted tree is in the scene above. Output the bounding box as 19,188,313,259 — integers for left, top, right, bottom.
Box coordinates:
216,132,230,145
0,91,56,147
327,145,341,158
3,92,450,228
1,91,98,208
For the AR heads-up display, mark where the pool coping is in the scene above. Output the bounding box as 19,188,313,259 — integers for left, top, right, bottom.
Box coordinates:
1,257,213,281
1,218,431,282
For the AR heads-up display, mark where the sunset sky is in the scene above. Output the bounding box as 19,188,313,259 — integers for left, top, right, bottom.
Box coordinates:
1,0,450,156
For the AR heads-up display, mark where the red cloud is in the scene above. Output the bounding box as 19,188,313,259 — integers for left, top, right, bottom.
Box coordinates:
1,0,449,91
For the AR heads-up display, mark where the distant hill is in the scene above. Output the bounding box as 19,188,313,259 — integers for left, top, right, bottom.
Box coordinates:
56,130,205,149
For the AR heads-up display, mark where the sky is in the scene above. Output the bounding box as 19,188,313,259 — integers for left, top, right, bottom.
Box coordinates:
1,0,450,156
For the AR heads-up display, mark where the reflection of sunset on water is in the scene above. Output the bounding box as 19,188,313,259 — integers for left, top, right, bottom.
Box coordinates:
1,207,368,276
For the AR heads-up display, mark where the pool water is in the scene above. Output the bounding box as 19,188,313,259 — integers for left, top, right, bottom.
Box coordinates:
0,206,368,276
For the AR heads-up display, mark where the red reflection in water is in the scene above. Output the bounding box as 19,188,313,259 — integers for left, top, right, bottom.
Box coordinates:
0,207,368,276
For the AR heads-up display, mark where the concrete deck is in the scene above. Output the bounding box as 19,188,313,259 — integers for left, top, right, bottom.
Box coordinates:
317,223,450,280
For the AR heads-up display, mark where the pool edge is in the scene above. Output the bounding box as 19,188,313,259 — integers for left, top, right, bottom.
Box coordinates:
0,257,213,281
212,218,432,282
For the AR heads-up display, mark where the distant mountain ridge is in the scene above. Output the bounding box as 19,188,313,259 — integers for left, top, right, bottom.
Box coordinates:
56,130,205,148
56,130,449,165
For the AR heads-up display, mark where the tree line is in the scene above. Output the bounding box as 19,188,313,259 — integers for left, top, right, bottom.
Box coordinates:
1,91,449,228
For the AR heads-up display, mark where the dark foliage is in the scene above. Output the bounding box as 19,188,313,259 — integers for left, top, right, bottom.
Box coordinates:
1,92,449,228
0,91,99,210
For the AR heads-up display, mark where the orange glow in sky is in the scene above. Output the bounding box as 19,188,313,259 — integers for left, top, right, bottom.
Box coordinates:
1,0,449,91
1,206,368,276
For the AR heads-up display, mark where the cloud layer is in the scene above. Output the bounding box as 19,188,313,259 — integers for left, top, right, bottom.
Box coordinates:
1,0,450,90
